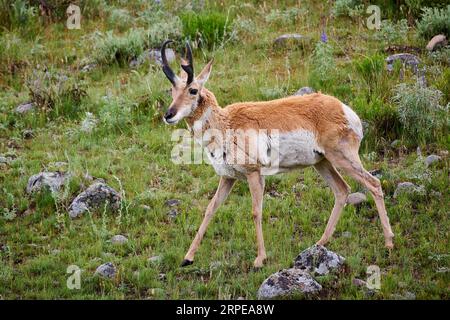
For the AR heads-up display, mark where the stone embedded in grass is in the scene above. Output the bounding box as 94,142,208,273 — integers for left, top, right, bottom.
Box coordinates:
390,139,402,148
273,33,311,48
168,208,178,219
26,171,70,194
111,235,128,245
425,154,441,167
393,182,426,198
426,34,447,51
294,244,345,276
148,255,162,263
257,268,322,299
341,231,352,238
352,278,367,287
386,53,421,74
15,102,35,114
81,63,97,73
293,86,315,96
165,199,180,207
68,182,121,218
95,262,116,279
0,156,9,164
22,129,34,139
346,192,367,206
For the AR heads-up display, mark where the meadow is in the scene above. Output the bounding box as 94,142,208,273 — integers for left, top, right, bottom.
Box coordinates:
0,0,449,299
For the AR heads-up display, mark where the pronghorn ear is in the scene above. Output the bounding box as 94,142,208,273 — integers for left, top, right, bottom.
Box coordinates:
196,59,213,86
179,58,189,82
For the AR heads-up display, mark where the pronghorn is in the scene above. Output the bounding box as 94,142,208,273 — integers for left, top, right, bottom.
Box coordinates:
160,40,394,268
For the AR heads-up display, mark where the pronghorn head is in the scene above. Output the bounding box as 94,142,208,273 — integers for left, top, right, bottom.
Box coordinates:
161,40,213,125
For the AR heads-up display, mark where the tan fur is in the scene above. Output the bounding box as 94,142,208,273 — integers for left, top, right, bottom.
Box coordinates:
163,58,393,268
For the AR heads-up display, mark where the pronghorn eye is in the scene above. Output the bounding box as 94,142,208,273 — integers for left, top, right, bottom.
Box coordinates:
189,88,198,95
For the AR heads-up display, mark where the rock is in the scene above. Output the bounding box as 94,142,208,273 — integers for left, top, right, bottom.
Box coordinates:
22,129,34,139
68,182,121,218
369,168,382,179
81,63,97,73
341,231,352,238
141,204,151,211
26,172,70,194
131,48,175,68
257,268,322,299
165,199,180,207
168,208,178,219
94,262,116,278
346,192,367,206
15,102,35,114
293,87,315,96
148,255,162,263
273,34,311,47
0,156,9,164
426,35,447,51
111,235,128,245
390,139,401,148
352,278,367,287
294,245,345,276
425,154,441,167
393,182,426,198
391,291,416,300
386,53,420,74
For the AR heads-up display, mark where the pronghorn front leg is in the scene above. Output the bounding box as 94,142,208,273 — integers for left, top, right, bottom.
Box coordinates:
181,177,236,267
247,171,267,268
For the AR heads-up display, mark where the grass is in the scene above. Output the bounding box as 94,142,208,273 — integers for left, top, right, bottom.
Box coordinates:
0,0,449,299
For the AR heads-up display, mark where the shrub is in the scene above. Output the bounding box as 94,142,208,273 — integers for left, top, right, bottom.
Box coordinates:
392,83,448,144
310,41,335,83
93,29,145,66
141,10,183,48
99,96,135,133
416,6,450,39
0,0,40,36
107,8,133,31
265,7,305,25
26,67,87,115
375,19,409,44
180,11,232,49
332,0,364,18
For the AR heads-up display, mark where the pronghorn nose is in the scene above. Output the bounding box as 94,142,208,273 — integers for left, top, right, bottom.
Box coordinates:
164,108,176,120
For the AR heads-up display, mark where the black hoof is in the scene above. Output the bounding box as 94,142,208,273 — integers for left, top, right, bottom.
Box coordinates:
181,259,193,267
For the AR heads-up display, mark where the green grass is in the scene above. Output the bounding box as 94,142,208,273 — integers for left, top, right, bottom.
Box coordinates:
0,0,449,299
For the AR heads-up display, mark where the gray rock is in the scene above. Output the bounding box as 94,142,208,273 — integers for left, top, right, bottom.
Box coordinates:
22,129,34,139
274,34,311,47
95,262,116,278
294,245,345,276
293,87,315,96
257,268,322,299
425,154,441,167
341,231,352,238
26,172,70,194
390,139,401,148
148,255,162,263
16,102,35,114
386,53,420,74
346,192,367,206
426,34,447,51
391,291,416,300
352,278,367,287
131,48,175,68
393,182,426,198
168,208,178,219
81,63,97,73
0,156,9,164
141,204,151,211
369,168,383,179
68,182,121,218
111,235,128,245
165,199,180,207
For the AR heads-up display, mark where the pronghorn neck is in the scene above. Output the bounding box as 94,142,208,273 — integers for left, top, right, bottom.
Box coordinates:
186,88,226,133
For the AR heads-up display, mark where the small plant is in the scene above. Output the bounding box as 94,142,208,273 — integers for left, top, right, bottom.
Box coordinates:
265,7,304,25
375,19,409,44
354,54,387,97
99,96,135,133
93,29,145,66
416,5,450,39
107,8,133,31
332,0,364,18
180,11,232,49
310,41,335,82
26,67,87,114
392,83,448,144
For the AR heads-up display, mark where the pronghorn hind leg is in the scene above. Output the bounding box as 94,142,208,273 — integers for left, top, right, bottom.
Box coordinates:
246,171,267,268
314,159,351,246
326,147,394,248
182,177,236,266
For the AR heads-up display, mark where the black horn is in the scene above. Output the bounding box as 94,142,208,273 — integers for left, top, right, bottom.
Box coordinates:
161,40,177,86
181,41,194,85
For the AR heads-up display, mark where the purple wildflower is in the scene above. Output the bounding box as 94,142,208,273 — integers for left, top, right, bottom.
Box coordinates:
321,30,328,43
